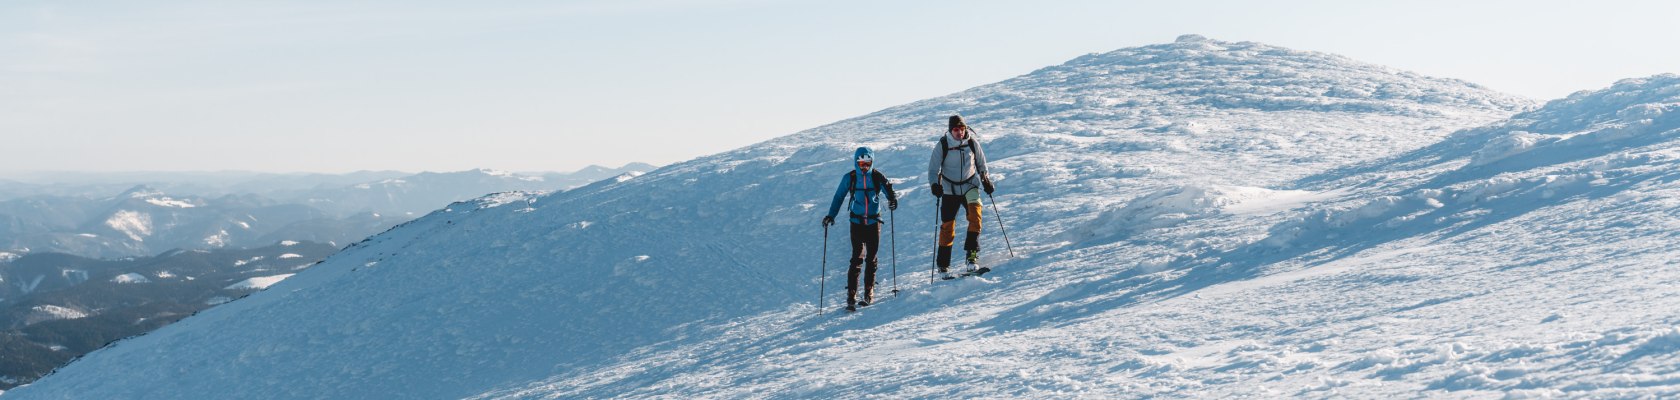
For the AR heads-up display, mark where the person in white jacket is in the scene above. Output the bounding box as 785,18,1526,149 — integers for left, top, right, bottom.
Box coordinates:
927,115,995,278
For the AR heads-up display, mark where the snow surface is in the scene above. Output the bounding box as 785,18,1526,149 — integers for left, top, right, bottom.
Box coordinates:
472,191,543,210
109,273,150,284
27,305,87,321
19,39,1680,399
103,210,152,242
223,274,295,291
202,230,230,247
277,253,302,259
143,197,196,208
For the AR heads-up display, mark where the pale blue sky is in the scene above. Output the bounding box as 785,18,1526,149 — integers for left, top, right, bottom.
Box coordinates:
3,0,1676,173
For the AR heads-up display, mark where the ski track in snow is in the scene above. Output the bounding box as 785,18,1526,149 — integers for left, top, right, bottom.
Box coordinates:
13,38,1680,399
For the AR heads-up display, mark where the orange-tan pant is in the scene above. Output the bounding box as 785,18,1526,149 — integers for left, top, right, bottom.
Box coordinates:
939,195,983,248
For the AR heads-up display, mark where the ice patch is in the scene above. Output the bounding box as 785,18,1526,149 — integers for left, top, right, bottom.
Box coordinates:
204,230,230,247
278,253,303,259
144,197,196,208
105,210,153,241
111,273,151,284
30,305,88,321
473,191,540,210
225,274,296,290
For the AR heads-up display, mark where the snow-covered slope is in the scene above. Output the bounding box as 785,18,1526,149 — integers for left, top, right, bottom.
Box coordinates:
6,36,1599,399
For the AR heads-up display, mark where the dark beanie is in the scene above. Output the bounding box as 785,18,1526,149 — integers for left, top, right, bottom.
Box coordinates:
948,115,966,129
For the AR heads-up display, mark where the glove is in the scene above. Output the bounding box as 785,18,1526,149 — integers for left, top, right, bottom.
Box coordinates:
888,198,898,210
982,178,995,195
822,216,835,226
931,182,943,196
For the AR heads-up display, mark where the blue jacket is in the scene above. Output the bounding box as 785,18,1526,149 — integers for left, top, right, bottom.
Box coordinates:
827,148,897,225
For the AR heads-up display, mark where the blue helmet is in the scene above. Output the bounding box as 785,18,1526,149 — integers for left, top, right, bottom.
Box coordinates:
853,147,875,172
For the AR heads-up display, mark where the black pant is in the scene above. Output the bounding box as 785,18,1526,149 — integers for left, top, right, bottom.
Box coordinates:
847,222,880,302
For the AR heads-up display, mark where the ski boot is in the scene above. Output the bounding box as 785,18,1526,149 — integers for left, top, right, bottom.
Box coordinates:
859,287,874,307
965,250,991,276
965,250,980,274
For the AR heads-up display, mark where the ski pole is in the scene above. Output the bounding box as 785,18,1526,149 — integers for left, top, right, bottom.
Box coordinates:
986,192,1016,258
819,223,829,316
931,194,941,284
890,206,899,297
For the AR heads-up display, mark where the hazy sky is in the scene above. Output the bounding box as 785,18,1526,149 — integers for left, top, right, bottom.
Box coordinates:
3,0,1677,174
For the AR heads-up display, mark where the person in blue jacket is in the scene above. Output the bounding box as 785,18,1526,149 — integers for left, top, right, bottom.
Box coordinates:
823,147,898,311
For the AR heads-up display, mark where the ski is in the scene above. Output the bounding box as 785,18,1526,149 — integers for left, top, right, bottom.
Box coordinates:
940,263,992,280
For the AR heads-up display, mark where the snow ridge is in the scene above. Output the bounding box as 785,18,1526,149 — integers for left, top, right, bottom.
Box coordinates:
24,41,1680,400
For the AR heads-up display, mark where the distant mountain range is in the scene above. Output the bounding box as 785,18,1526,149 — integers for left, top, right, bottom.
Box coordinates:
295,165,656,217
0,163,657,203
0,241,339,389
0,164,655,259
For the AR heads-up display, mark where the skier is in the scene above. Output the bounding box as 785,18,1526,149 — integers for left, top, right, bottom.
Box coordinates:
928,115,994,279
823,147,899,312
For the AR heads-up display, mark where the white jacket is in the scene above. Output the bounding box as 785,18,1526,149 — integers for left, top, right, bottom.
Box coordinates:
927,131,988,196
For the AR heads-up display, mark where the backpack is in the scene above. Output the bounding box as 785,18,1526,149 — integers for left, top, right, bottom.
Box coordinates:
846,169,892,223
937,135,979,186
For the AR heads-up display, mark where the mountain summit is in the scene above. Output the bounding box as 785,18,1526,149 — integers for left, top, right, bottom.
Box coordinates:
30,38,1673,399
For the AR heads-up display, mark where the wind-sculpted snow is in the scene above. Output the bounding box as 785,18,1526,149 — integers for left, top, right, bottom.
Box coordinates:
47,38,1680,399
